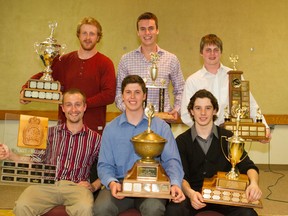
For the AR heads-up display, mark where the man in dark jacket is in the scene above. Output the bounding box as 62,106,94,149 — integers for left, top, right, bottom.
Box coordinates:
165,89,262,216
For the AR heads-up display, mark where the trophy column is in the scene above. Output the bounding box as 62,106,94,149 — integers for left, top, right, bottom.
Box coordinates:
144,52,173,120
20,22,65,104
223,55,266,141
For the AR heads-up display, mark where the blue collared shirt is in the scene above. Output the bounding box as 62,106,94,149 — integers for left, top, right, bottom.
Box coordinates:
98,112,184,189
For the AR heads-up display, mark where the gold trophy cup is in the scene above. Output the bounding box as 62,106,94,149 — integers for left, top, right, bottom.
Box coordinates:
118,104,172,199
21,22,66,104
202,107,262,208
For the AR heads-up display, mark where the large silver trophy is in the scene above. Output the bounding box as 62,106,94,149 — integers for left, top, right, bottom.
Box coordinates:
21,22,65,104
34,22,66,81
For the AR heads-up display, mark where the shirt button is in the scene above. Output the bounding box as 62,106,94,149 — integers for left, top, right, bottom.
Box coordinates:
203,171,207,175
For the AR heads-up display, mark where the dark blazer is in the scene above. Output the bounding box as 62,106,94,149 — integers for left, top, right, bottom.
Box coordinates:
176,126,259,192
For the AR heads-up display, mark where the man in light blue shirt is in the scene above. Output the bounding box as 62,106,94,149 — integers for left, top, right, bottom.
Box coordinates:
94,75,185,216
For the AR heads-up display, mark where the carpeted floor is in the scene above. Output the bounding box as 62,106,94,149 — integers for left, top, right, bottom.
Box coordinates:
0,165,287,216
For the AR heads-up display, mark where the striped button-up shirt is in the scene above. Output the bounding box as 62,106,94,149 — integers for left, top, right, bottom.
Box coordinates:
33,124,101,183
115,45,185,112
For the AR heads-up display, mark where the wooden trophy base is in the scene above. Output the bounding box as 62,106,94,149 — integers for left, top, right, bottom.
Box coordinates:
223,120,266,141
202,171,262,208
21,79,62,104
154,112,174,120
118,161,172,199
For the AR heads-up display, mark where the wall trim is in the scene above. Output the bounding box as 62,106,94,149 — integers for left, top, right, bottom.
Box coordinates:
0,110,288,125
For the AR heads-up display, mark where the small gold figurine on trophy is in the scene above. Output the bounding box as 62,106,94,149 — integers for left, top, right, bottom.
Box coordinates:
117,103,172,199
229,54,239,71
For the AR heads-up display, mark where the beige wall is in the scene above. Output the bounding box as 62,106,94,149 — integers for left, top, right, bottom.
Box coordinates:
0,0,288,114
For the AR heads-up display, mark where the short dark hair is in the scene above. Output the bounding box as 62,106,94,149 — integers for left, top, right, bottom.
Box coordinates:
76,17,103,42
136,12,158,30
200,34,223,54
62,88,86,104
187,89,219,122
121,75,147,94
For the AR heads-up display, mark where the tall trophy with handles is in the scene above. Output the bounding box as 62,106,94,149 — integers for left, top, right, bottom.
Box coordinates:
201,104,262,208
117,104,172,199
21,22,66,104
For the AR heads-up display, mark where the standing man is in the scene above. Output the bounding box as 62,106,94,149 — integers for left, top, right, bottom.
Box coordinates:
94,75,185,216
180,34,270,140
166,89,262,216
115,12,185,122
0,89,102,216
21,17,116,134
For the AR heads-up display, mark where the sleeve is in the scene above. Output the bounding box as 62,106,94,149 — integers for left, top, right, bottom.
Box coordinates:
175,133,190,182
115,57,128,112
169,57,185,112
159,120,184,187
249,92,269,128
21,72,44,90
97,126,119,188
180,76,197,127
86,58,116,108
238,150,259,174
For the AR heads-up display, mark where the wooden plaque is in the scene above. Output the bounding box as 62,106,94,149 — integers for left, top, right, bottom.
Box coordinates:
17,114,48,149
202,171,262,208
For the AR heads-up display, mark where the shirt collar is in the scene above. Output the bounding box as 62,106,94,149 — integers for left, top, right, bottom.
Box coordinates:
200,63,226,77
57,123,88,135
191,124,218,141
135,45,164,56
118,112,148,126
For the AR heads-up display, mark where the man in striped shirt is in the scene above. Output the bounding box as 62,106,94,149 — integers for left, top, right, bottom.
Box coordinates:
0,89,101,216
115,12,185,122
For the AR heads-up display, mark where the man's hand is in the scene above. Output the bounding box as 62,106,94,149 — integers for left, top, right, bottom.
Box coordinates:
259,128,272,144
189,190,206,210
20,90,31,104
109,181,125,200
77,181,94,192
246,181,262,202
170,185,185,203
0,144,10,160
166,109,180,123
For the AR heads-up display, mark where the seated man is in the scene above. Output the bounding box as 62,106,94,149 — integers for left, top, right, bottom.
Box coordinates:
165,89,262,216
0,88,102,216
94,75,185,216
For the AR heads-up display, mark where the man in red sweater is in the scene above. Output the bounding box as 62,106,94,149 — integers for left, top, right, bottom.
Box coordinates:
20,17,116,135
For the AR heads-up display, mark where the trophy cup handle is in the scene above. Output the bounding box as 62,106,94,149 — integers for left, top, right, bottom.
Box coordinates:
34,42,40,55
220,136,230,162
221,136,252,166
59,44,66,61
238,139,252,163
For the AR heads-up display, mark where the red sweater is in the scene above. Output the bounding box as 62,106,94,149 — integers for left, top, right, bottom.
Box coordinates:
24,51,116,134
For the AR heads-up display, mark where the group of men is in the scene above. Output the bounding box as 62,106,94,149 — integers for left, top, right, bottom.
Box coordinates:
0,11,270,216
